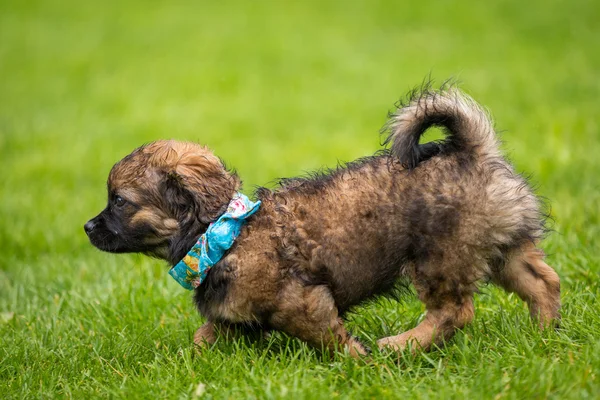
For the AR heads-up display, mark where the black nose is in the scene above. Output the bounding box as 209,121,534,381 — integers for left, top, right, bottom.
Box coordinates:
84,220,96,235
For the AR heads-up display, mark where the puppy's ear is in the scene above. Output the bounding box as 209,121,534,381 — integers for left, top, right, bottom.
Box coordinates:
155,143,238,224
161,170,192,217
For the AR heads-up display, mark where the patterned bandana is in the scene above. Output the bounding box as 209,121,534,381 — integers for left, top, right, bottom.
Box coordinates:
168,192,261,290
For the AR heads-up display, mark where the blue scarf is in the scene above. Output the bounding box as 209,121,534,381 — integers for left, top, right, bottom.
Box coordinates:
168,192,261,290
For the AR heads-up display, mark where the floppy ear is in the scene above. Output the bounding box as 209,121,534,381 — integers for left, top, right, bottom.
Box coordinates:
175,152,237,223
155,143,239,224
161,170,192,217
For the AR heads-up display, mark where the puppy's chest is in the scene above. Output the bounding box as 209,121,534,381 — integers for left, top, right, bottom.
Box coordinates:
193,247,281,324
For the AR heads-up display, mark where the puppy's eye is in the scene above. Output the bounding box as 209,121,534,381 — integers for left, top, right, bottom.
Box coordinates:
115,196,126,207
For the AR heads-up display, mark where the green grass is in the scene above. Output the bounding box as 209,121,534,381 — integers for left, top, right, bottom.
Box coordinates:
1,0,599,398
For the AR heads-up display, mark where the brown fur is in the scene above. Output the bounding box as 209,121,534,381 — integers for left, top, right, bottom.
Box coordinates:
85,86,560,357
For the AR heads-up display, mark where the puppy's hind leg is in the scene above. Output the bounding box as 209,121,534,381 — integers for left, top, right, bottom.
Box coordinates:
377,292,475,353
378,257,477,353
493,243,560,328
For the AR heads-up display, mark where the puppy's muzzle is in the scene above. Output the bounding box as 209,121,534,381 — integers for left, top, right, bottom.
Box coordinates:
84,214,114,250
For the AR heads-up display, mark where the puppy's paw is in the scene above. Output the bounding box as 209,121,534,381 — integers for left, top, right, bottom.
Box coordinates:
376,334,416,353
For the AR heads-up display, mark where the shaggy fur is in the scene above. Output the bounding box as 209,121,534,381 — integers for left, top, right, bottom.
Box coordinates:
85,86,560,357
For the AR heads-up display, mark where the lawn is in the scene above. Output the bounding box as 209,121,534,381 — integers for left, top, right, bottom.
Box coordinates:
1,0,599,398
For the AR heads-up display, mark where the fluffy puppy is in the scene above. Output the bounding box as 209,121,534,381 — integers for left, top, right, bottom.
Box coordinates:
85,87,560,356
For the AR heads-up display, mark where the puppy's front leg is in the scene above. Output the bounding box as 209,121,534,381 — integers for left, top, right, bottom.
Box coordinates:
193,321,240,348
194,321,267,349
193,321,218,348
270,283,367,358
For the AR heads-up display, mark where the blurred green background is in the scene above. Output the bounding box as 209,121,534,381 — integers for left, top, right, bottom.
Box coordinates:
1,0,599,398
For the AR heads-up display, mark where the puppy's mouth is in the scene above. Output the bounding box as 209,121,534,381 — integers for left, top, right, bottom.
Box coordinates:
84,217,135,254
85,227,128,253
85,217,171,255
84,209,203,263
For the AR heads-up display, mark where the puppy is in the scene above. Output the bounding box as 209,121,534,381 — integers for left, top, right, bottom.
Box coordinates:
85,87,560,356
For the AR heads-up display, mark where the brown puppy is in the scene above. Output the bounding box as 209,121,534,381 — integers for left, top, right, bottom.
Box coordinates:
85,87,560,357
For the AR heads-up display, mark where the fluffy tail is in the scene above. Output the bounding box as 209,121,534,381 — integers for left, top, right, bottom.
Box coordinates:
382,86,499,169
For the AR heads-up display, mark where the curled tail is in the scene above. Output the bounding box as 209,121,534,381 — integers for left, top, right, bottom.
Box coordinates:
383,86,500,169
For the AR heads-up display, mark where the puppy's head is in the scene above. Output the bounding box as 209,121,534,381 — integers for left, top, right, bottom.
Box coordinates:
84,140,240,263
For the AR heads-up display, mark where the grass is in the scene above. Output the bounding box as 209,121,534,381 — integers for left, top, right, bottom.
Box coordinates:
1,0,599,398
